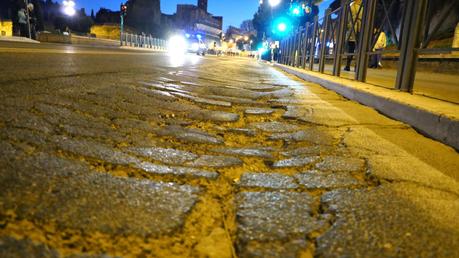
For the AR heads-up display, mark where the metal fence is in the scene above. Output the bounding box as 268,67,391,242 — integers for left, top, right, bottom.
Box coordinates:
120,32,167,51
279,0,459,93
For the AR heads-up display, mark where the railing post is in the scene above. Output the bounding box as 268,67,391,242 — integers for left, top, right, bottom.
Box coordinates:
355,0,377,82
292,29,301,67
279,40,284,64
287,33,296,66
295,28,303,67
298,30,303,67
286,36,292,65
309,16,319,70
319,9,331,73
302,23,311,69
333,1,349,76
395,0,428,92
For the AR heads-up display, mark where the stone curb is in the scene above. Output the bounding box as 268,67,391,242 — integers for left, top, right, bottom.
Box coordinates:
0,36,40,44
274,63,459,151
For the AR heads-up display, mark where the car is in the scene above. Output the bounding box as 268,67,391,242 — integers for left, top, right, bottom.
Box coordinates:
187,37,207,56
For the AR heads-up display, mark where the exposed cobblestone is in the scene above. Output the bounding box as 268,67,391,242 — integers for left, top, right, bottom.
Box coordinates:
315,156,365,172
239,172,298,189
1,49,457,258
212,147,274,159
272,156,320,168
251,122,300,133
236,191,321,242
244,108,274,115
0,153,200,236
295,170,363,189
186,155,243,168
155,125,224,145
126,147,198,165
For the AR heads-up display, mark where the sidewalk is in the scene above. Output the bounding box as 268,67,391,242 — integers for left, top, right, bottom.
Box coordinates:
0,36,39,44
274,63,459,150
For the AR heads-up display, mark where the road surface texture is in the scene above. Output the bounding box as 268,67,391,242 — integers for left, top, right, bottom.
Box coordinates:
1,42,458,258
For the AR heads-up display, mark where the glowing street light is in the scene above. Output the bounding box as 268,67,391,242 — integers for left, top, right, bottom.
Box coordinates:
277,22,287,32
268,0,281,7
63,0,76,16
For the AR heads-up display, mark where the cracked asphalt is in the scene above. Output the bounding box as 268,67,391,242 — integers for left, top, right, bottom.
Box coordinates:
1,42,458,258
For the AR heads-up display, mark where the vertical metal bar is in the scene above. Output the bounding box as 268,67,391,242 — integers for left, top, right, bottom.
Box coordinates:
292,32,298,66
309,16,319,70
355,0,377,82
333,2,348,76
289,33,296,66
290,36,295,66
298,29,304,68
302,23,311,69
395,0,428,92
319,9,331,73
285,36,292,65
295,29,303,67
284,37,290,65
296,29,302,66
280,40,285,64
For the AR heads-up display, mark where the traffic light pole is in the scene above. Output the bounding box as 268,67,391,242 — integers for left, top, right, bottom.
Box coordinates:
120,14,124,46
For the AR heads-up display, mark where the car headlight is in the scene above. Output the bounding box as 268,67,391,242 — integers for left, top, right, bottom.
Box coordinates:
168,35,188,55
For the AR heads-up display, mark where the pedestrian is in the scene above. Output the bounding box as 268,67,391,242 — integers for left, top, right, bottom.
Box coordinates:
344,0,363,71
18,7,28,38
27,3,37,40
370,30,387,68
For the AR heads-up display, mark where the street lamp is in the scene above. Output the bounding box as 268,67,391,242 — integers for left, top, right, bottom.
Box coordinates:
268,0,281,7
63,0,76,16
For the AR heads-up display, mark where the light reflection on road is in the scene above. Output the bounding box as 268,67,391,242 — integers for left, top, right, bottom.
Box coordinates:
167,53,201,67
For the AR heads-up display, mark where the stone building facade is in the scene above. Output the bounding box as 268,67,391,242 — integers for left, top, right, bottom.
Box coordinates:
173,0,223,46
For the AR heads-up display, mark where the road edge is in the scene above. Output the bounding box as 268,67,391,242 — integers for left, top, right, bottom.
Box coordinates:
274,63,459,151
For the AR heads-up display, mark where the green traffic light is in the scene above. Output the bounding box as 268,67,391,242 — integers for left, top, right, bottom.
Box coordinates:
277,23,287,32
272,17,292,37
289,3,304,17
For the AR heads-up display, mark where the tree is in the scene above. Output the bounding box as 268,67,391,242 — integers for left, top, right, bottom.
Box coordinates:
252,0,321,43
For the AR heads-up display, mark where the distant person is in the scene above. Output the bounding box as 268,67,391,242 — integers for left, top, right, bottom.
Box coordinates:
18,7,28,37
370,30,387,68
344,0,363,71
27,3,37,40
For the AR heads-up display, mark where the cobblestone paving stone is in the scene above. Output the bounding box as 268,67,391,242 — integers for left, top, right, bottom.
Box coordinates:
272,156,320,168
126,147,199,165
239,172,298,189
315,156,365,172
1,51,458,258
212,147,274,159
244,108,275,115
236,192,323,257
295,170,363,189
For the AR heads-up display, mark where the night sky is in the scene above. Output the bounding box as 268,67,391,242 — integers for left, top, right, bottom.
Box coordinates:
58,0,334,29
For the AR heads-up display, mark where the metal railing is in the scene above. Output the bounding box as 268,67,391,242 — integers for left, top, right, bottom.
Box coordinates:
279,0,459,93
120,32,167,51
